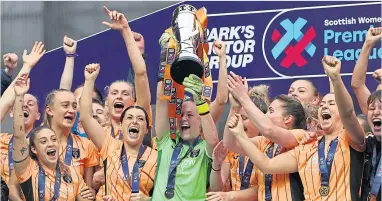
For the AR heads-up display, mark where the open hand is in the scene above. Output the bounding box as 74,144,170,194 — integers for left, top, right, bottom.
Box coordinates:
22,41,46,69
14,73,30,96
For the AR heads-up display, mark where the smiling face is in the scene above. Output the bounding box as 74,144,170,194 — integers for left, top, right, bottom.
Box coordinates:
30,128,58,167
92,102,106,125
11,93,40,129
266,99,289,129
106,82,135,121
368,99,382,137
318,94,343,134
121,107,148,147
179,101,201,141
288,80,319,106
46,91,77,129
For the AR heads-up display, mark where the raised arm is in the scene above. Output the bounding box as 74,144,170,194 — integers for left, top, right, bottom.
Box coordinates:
0,42,45,123
209,141,229,192
209,40,228,123
59,36,77,90
351,27,382,114
372,69,382,91
323,56,365,147
12,75,31,176
102,7,151,112
1,53,18,96
79,64,105,150
228,114,298,174
183,74,219,156
154,81,169,141
227,72,299,149
223,95,247,155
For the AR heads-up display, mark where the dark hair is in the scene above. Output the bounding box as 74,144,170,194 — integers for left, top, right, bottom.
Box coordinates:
26,93,40,108
92,98,105,108
43,89,72,128
275,94,307,129
120,105,149,129
75,84,103,103
367,90,381,106
356,114,372,134
28,126,53,160
293,79,320,97
1,176,8,201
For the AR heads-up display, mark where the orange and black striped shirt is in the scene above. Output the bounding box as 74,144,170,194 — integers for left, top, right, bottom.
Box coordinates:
252,135,305,201
0,133,14,184
16,160,88,201
288,129,365,201
57,133,99,177
224,151,258,191
96,132,157,201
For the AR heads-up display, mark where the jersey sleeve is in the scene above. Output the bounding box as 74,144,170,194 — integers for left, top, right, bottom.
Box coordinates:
84,140,100,168
290,129,307,145
155,131,173,151
100,132,120,161
340,129,366,152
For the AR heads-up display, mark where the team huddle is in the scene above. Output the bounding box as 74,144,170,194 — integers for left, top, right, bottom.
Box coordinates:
0,6,381,201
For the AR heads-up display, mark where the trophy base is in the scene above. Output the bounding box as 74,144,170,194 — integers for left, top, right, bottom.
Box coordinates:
171,56,204,85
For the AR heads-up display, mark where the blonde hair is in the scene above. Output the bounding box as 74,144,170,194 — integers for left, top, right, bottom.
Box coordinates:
42,89,72,128
248,84,270,106
304,103,319,122
104,80,135,100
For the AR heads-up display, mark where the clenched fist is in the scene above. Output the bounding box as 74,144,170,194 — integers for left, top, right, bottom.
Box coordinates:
133,32,145,54
84,63,100,82
3,53,18,70
373,68,382,84
227,113,246,139
365,27,382,47
63,35,77,55
213,40,227,57
322,56,341,79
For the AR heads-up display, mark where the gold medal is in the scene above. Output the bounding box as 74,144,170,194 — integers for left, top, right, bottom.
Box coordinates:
319,186,329,196
367,194,377,201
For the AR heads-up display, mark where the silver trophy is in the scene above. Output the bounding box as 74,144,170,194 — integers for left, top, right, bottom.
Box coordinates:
170,4,206,85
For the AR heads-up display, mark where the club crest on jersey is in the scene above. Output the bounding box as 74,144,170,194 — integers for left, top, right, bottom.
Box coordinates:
138,160,146,168
72,148,80,159
190,149,200,158
63,174,72,184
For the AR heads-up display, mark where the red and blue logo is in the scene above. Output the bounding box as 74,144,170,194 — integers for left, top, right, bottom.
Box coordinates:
271,17,316,68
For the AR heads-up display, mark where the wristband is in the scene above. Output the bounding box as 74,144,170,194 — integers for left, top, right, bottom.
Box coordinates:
212,165,221,171
196,102,209,116
66,53,78,58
